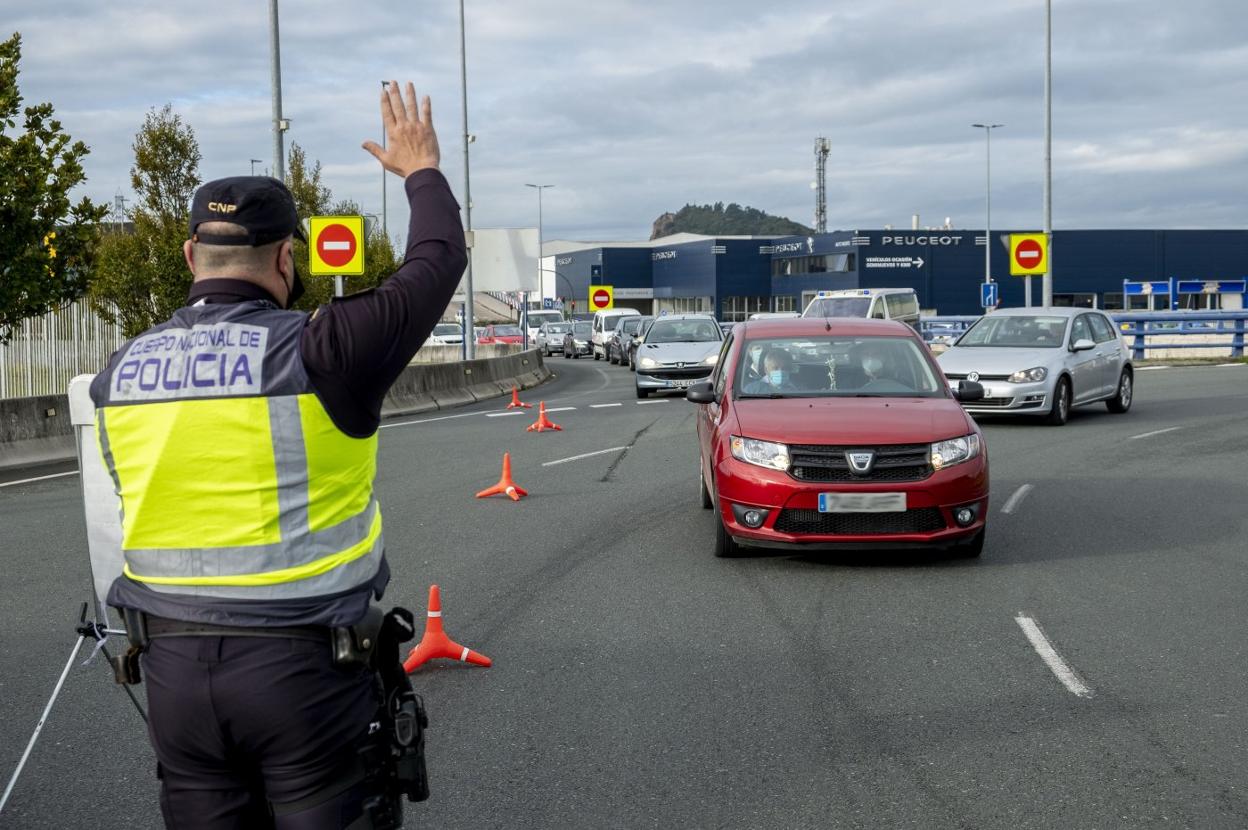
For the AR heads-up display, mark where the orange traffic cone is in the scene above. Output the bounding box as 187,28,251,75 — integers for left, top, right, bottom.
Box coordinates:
404,585,492,672
526,401,562,433
475,452,528,501
506,386,532,409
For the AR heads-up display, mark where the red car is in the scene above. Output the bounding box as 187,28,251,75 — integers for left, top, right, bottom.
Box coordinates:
686,318,989,558
476,324,525,345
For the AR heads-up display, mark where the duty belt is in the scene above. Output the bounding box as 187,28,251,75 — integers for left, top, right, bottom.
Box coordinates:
143,615,329,643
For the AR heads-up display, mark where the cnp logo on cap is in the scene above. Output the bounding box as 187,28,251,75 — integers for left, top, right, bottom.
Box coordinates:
309,215,366,276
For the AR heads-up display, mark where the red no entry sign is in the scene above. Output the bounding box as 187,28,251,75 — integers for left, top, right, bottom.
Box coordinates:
317,223,357,268
592,289,610,307
1014,239,1042,268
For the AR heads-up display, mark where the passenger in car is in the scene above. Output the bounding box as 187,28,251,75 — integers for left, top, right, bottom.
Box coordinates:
742,348,799,394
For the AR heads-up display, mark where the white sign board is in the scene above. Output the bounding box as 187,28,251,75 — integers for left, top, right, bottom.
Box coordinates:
452,227,540,301
68,375,124,621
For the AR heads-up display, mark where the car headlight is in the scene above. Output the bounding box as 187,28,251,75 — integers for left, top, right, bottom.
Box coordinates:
574,339,587,347
703,353,719,365
639,357,657,368
1008,367,1048,383
930,434,982,471
730,436,790,471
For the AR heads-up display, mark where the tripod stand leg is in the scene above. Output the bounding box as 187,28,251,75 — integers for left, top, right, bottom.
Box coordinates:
0,635,86,814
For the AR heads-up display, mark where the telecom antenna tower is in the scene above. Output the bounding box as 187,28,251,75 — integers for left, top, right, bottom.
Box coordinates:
814,137,830,234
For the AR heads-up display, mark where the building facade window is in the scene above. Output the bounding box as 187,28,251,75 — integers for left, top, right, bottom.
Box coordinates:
720,296,768,322
1052,293,1097,309
773,296,797,313
771,254,855,277
654,297,713,316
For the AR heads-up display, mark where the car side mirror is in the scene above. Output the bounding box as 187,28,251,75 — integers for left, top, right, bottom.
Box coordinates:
1070,338,1095,352
685,381,716,404
954,380,985,402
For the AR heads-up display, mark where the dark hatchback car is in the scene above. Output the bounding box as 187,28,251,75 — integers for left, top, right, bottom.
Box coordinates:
686,317,989,558
562,321,593,358
608,316,646,365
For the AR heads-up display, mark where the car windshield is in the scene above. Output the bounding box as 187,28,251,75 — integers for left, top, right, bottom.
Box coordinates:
735,336,944,398
619,318,642,335
803,297,871,318
572,323,591,337
493,325,522,336
957,315,1068,348
547,323,571,334
433,324,459,336
528,313,561,327
645,319,721,343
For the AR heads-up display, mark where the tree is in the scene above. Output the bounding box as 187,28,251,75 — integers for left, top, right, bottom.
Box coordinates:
0,32,107,342
90,105,202,336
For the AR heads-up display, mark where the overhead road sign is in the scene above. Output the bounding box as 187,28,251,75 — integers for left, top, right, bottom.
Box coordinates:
589,285,614,311
1009,233,1047,276
309,215,365,276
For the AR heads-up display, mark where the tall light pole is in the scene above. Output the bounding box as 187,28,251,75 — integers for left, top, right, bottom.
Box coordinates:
380,81,389,242
458,0,475,359
1043,0,1053,307
525,183,553,304
972,124,1003,303
268,0,287,181
250,159,262,176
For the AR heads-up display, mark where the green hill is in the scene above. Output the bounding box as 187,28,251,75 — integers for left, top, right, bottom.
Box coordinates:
650,202,812,239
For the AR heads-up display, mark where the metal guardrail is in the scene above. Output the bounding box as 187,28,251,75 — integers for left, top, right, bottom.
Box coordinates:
920,311,1247,360
0,303,125,400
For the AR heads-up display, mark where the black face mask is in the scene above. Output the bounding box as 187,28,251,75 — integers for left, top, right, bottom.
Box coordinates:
285,265,306,308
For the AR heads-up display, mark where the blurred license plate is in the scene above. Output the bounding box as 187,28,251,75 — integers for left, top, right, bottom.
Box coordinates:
671,379,696,388
818,492,907,513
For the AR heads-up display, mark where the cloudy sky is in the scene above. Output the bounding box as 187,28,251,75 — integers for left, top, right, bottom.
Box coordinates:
7,0,1246,243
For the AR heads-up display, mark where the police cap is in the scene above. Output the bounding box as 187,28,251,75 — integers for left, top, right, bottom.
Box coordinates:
189,177,307,246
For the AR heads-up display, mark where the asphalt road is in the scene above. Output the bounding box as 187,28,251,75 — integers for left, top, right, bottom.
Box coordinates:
2,356,1247,828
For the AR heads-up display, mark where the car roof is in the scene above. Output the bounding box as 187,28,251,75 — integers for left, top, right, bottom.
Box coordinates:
738,317,916,338
650,313,717,323
812,288,916,298
986,306,1096,318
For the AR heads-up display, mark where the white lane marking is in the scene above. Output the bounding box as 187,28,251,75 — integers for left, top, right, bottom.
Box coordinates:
1217,363,1246,368
1136,366,1170,371
485,412,525,418
1001,484,1034,515
590,403,623,408
542,446,629,467
379,411,483,429
1128,426,1181,441
545,406,577,413
0,470,79,489
1015,615,1093,698
636,399,670,405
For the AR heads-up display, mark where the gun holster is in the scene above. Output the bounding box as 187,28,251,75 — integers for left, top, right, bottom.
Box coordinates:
111,607,149,686
333,605,384,669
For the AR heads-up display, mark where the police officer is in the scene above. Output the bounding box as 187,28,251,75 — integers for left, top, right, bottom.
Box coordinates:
91,82,465,827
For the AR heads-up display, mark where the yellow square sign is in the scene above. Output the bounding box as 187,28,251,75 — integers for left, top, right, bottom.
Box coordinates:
308,215,366,276
1009,233,1048,276
588,285,614,311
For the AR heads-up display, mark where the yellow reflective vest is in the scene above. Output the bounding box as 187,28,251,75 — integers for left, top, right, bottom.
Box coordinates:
90,301,384,602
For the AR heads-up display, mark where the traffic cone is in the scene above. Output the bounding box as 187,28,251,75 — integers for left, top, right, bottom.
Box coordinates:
526,401,562,433
475,452,528,501
404,584,492,672
506,386,532,409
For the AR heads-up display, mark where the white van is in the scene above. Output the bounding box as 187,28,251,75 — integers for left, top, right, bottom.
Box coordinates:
801,288,921,329
525,310,564,345
591,308,641,360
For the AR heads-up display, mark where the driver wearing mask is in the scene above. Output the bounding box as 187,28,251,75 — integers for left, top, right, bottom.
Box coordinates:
743,348,798,394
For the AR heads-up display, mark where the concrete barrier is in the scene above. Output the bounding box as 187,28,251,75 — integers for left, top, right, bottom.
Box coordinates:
0,350,551,472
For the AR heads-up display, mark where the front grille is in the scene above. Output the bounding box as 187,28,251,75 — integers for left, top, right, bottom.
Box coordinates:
647,369,712,381
964,397,1014,408
773,508,946,535
945,373,1011,381
789,443,931,482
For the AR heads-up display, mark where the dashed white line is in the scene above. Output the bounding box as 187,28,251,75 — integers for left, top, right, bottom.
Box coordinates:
636,399,670,405
1015,615,1093,699
542,446,630,467
1128,426,1181,441
1001,484,1033,515
485,411,526,418
590,403,623,409
379,411,482,429
0,470,79,489
1217,363,1246,368
545,407,577,413
1136,366,1170,371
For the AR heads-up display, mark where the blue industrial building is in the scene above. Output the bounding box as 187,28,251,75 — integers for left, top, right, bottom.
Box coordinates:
543,229,1248,318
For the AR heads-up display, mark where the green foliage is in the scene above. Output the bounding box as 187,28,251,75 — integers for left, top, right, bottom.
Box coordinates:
90,105,202,336
652,202,812,239
0,32,107,343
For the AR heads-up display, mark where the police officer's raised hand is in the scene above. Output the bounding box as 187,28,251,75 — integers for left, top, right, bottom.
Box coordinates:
363,80,440,177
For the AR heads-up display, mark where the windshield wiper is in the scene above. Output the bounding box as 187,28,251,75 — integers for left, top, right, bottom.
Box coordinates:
738,393,787,399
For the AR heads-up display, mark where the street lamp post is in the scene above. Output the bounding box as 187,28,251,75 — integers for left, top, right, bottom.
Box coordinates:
250,159,263,176
972,123,1004,305
380,81,389,242
457,0,475,359
268,0,287,181
525,184,553,331
1043,0,1053,307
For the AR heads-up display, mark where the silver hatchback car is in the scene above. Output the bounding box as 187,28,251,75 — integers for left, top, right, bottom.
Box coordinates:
936,307,1132,425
